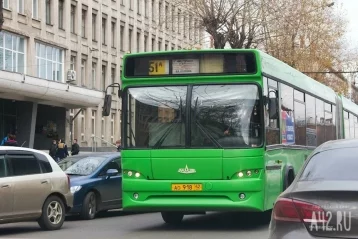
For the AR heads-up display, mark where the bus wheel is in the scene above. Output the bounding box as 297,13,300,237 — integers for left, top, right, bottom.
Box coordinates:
161,212,184,224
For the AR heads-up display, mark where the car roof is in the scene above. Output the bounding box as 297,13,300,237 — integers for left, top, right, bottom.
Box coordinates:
0,146,45,153
315,138,358,153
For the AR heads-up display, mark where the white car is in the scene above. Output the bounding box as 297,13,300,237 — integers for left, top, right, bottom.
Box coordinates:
0,146,73,230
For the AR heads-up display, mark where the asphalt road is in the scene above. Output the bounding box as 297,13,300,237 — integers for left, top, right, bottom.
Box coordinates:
0,211,270,239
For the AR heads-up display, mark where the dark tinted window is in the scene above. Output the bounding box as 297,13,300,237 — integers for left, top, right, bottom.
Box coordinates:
8,155,41,176
37,154,52,173
306,94,316,146
300,148,358,181
0,155,6,178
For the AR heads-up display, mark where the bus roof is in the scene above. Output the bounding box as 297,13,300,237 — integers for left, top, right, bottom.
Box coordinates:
258,50,337,104
122,49,358,112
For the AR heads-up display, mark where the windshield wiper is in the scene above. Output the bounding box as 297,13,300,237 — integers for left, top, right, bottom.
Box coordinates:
192,97,222,148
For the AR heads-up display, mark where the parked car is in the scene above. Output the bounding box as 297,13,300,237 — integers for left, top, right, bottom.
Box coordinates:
58,152,122,220
268,139,358,239
0,146,73,230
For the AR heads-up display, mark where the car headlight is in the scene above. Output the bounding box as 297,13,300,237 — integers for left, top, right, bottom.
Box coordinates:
70,185,82,194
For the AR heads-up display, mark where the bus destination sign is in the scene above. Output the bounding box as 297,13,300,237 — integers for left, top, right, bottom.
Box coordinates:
172,59,200,74
124,52,257,77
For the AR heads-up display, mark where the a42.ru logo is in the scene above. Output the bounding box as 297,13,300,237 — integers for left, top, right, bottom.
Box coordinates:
309,211,352,232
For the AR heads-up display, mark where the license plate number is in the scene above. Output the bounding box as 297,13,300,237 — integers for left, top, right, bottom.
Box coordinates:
171,184,202,191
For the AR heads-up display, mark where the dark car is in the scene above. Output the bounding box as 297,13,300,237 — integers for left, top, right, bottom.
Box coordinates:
268,139,358,239
58,152,122,220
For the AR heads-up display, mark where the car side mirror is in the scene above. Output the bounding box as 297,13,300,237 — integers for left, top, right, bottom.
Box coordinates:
268,98,279,119
102,94,112,116
106,169,118,177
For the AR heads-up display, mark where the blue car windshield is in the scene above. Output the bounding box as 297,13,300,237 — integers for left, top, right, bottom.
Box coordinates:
62,156,107,176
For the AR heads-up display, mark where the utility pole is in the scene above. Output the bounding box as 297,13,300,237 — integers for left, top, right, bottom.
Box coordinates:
0,0,4,32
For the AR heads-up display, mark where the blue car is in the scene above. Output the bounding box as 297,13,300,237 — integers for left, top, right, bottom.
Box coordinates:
58,152,122,220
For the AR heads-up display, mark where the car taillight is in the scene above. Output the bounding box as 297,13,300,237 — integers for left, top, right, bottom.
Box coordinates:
273,198,328,223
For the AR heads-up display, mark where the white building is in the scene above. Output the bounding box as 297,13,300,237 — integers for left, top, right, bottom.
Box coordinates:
0,0,203,150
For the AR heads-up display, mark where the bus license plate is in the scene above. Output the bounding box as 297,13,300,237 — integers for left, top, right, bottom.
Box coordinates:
171,184,202,191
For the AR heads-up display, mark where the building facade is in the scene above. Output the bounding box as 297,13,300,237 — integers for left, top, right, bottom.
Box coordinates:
1,0,203,150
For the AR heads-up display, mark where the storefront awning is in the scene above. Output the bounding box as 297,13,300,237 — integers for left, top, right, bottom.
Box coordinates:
0,71,105,109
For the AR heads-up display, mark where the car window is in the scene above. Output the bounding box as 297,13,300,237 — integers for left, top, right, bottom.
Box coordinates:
36,153,53,173
299,148,358,181
63,156,107,176
0,155,6,178
7,155,41,176
99,158,121,176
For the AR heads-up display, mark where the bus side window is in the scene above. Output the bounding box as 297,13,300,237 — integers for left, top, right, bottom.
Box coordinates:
265,78,280,145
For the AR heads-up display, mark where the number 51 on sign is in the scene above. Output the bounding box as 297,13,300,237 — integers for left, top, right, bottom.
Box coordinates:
148,60,169,75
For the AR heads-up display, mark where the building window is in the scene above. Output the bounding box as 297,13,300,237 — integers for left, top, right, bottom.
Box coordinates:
111,113,115,141
120,25,124,51
81,110,85,141
18,0,25,14
70,5,76,33
111,66,115,93
3,0,9,9
165,2,169,29
92,13,97,41
0,31,26,74
128,29,132,51
82,9,87,38
81,58,86,86
151,37,155,51
111,20,116,48
158,1,162,23
171,7,175,31
144,35,148,52
92,62,96,89
36,42,64,81
101,117,105,139
158,38,162,51
178,10,181,33
91,110,96,136
102,64,106,91
58,0,64,29
151,0,155,20
137,32,140,52
46,0,51,25
32,0,39,19
70,55,76,71
102,17,107,45
137,0,141,14
145,0,148,17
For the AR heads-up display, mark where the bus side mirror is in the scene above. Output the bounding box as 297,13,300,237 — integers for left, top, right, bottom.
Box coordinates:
118,88,122,98
102,94,112,116
268,98,279,119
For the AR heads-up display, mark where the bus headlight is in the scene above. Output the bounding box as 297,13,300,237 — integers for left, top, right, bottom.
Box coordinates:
238,172,244,178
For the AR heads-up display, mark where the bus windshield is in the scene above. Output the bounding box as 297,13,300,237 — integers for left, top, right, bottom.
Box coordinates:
125,84,262,149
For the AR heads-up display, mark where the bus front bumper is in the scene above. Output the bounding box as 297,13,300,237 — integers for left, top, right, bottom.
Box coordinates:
122,179,266,212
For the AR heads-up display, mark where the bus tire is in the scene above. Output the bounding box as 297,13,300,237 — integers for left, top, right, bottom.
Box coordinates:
283,167,295,191
161,212,184,224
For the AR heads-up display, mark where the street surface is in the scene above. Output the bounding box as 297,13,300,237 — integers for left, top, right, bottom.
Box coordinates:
0,211,270,239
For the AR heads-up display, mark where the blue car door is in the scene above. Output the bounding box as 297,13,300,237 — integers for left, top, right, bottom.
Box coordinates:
96,158,122,208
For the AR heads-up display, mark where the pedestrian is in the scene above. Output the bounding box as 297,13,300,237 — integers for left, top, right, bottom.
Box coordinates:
49,139,57,159
0,131,10,146
55,139,69,162
3,133,18,146
115,139,121,152
71,139,80,156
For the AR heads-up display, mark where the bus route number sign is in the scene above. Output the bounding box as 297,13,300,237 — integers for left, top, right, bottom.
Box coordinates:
148,60,169,75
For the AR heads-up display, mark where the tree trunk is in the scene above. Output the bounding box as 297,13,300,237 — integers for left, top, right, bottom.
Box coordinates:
0,0,4,32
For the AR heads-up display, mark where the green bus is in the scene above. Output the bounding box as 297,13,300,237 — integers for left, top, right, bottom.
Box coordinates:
103,49,358,224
